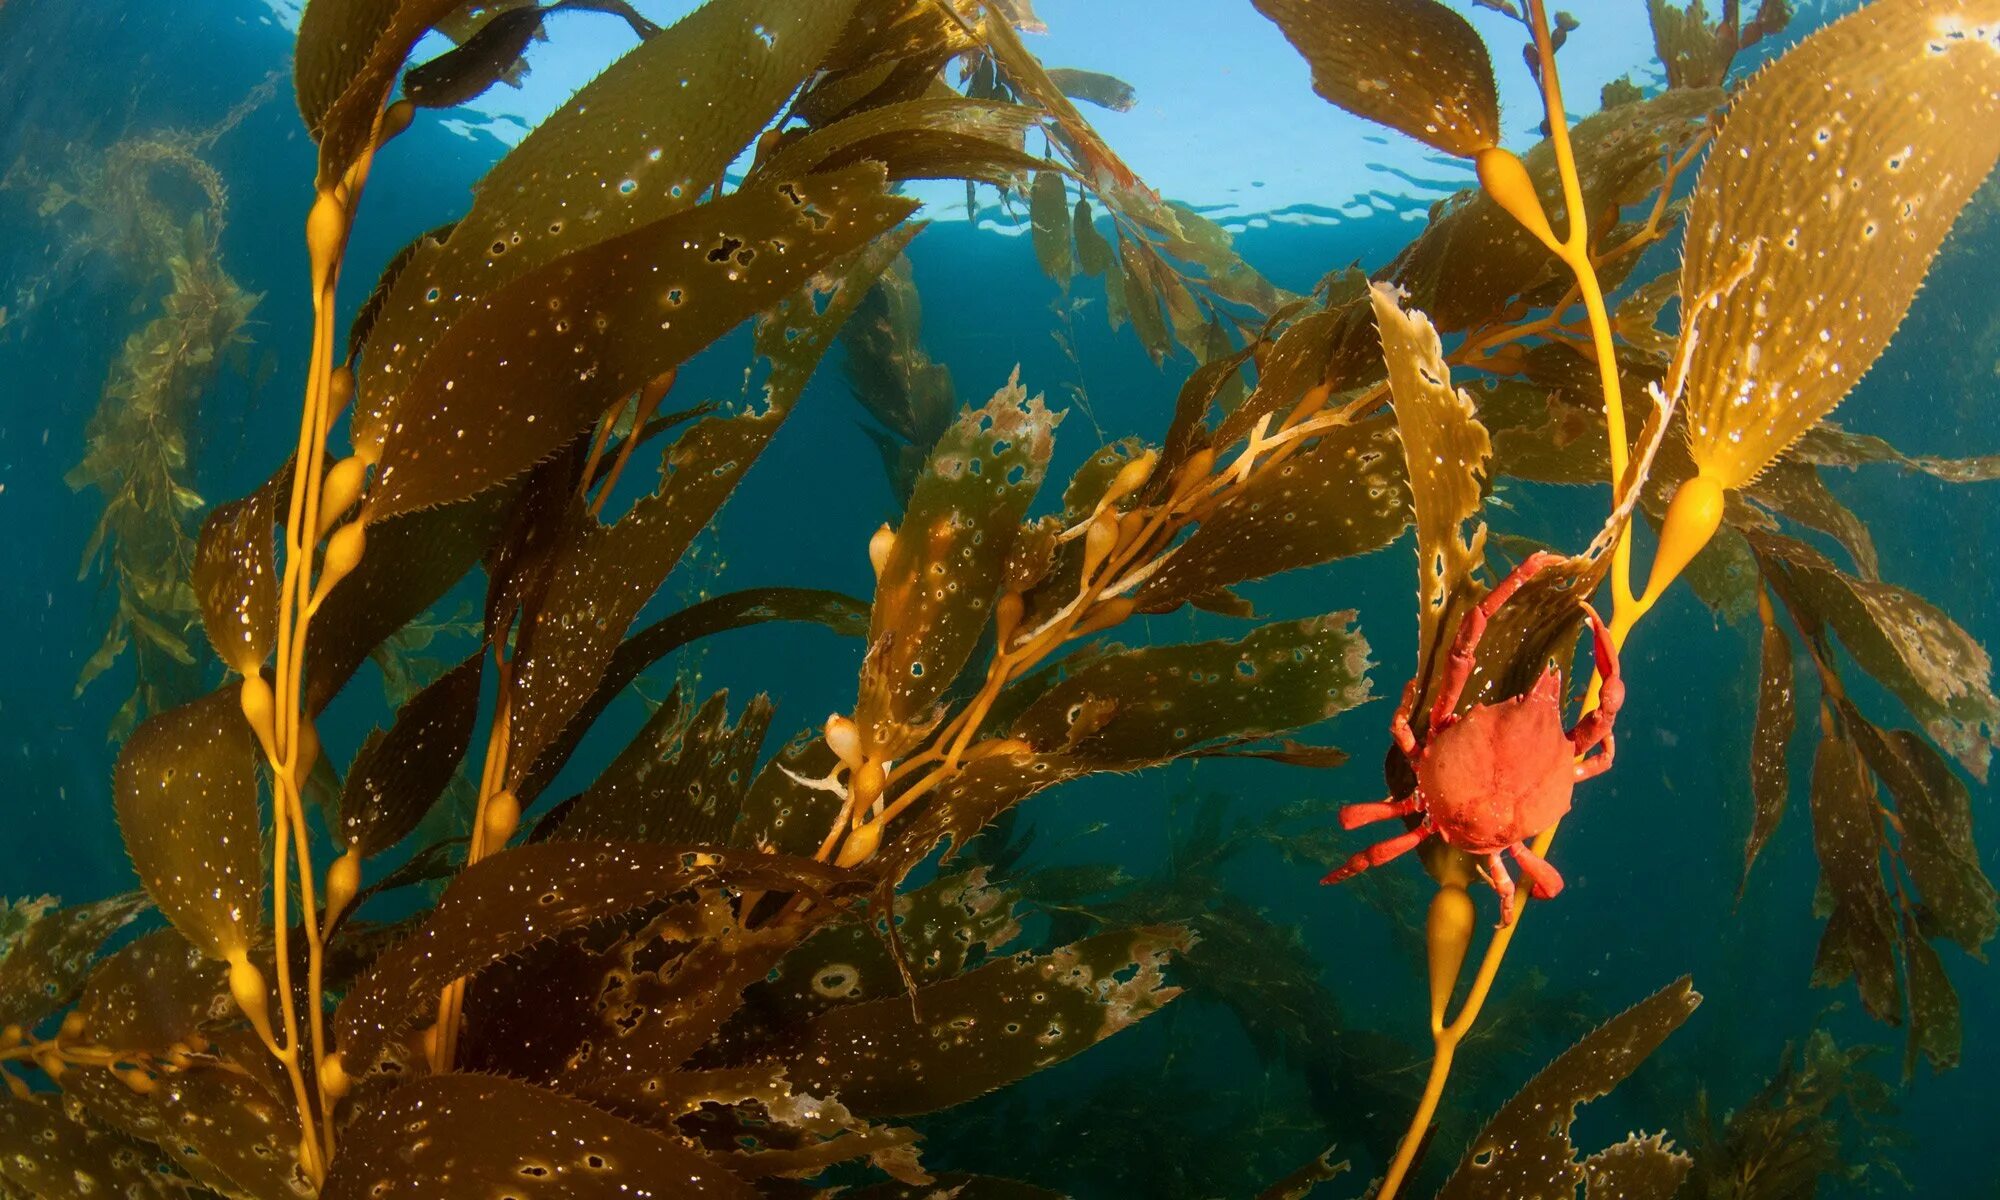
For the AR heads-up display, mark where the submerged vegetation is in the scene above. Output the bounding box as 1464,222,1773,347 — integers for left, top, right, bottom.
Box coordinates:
1,0,1998,1197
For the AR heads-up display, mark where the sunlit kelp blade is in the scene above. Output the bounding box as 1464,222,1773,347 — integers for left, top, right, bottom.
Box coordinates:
338,651,481,856
192,460,288,676
1746,460,1880,579
1847,720,1999,957
112,687,262,963
323,1073,756,1199
538,691,771,844
351,0,860,449
1012,615,1372,762
501,229,914,785
1138,414,1407,611
1372,283,1490,669
0,893,145,1031
365,166,916,522
1680,0,2000,491
856,371,1058,758
296,0,463,186
750,97,1046,187
0,1089,186,1199
1386,88,1720,334
1253,0,1499,157
1438,976,1701,1198
1030,170,1074,290
774,925,1189,1117
1045,67,1137,112
331,842,857,1076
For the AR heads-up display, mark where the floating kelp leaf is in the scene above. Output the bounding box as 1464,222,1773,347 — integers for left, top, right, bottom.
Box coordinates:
1740,593,1796,896
1581,1131,1696,1198
517,587,869,804
1746,460,1878,578
1373,283,1490,667
737,733,854,858
1138,414,1408,611
1013,615,1372,763
1073,196,1114,277
1846,717,1998,955
113,687,261,963
333,842,856,1074
1437,976,1701,1199
1806,725,1901,1025
402,2,544,108
539,691,772,845
1254,0,1499,157
0,892,145,1030
753,97,1044,186
324,1072,756,1199
504,228,912,784
843,253,957,505
339,650,482,856
365,165,917,522
1046,67,1137,112
295,0,460,184
1118,236,1173,366
753,869,1024,1023
0,1088,185,1199
353,0,859,441
1751,533,2000,779
1030,169,1074,289
1791,422,2000,483
74,927,229,1055
1901,915,1961,1074
1386,88,1719,333
1679,0,2000,491
775,925,1189,1117
192,461,288,675
305,487,510,713
1650,0,1793,90
856,370,1058,758
1210,304,1371,454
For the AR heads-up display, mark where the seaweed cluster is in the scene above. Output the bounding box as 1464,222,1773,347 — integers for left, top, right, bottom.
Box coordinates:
2,0,1998,1197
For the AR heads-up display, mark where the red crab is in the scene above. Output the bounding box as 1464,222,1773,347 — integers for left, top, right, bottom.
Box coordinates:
1323,552,1622,924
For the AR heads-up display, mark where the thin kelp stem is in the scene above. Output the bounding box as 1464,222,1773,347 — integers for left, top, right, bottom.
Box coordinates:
239,97,412,1184
1375,5,1639,1195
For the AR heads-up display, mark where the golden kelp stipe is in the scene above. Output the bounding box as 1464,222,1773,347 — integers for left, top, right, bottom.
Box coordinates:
1680,0,2000,492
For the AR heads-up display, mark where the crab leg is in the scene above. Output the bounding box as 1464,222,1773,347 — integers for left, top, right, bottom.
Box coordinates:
1485,850,1519,926
1566,601,1623,758
1339,795,1422,831
1509,841,1565,900
1322,826,1428,885
1390,678,1420,757
1429,551,1563,731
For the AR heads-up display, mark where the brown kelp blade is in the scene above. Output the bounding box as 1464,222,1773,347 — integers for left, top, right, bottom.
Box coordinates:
1253,0,1500,157
323,1072,758,1199
1680,0,2000,490
113,687,262,963
1438,977,1702,1198
855,370,1060,759
0,893,146,1031
192,460,289,676
338,650,483,856
1373,283,1490,670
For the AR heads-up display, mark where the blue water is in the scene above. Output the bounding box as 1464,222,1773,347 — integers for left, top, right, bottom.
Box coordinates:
2,0,1996,1195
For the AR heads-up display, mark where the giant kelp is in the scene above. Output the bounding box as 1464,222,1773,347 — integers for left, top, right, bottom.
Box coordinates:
6,0,1999,1197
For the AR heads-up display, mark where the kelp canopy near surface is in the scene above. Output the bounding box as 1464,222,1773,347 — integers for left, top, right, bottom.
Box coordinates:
1,0,1998,1198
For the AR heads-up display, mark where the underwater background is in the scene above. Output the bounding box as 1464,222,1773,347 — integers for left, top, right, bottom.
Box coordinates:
1,0,1996,1196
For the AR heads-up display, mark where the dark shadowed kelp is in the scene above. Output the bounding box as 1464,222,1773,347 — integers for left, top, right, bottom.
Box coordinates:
2,0,1999,1197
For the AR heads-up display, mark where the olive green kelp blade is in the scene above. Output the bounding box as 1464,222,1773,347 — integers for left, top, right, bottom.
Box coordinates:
1681,0,2000,490
324,1073,758,1199
1372,283,1490,672
113,687,262,963
1439,977,1702,1199
350,0,860,454
1253,0,1500,157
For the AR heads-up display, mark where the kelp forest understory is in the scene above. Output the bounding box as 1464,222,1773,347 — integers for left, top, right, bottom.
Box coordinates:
2,0,1999,1197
